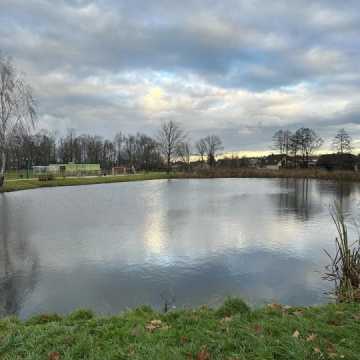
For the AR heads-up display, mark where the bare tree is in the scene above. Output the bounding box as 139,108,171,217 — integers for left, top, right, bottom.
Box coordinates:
289,131,302,167
272,129,292,167
157,120,186,173
195,138,207,163
0,55,36,186
333,128,352,154
203,135,223,167
296,127,323,167
176,141,192,170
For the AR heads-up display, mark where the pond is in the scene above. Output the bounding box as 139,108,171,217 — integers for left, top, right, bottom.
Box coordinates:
1,178,360,318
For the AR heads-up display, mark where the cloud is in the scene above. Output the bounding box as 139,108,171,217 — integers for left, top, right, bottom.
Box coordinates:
1,0,360,151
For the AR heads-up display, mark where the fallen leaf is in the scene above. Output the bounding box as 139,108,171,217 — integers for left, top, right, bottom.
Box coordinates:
145,319,167,332
150,319,162,326
293,310,304,317
196,348,210,360
254,324,263,334
48,352,60,360
292,330,300,338
180,336,189,344
128,345,135,356
326,343,336,351
145,324,157,332
268,303,283,310
306,333,317,342
221,316,232,323
326,343,337,356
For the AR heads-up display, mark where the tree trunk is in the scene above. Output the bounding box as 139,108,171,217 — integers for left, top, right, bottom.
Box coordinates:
0,150,6,187
167,152,171,173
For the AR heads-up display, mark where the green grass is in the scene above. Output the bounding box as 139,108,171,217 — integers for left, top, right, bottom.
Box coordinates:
0,172,177,193
3,168,360,193
0,299,359,359
4,169,34,180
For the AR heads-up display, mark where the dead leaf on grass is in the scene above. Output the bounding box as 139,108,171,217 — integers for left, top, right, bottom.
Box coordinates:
145,319,163,332
268,303,283,310
306,333,317,342
221,316,232,323
196,347,210,360
293,310,304,317
48,352,60,360
254,324,263,334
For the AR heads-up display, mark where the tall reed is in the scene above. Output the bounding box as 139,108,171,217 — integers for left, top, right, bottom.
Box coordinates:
324,203,360,302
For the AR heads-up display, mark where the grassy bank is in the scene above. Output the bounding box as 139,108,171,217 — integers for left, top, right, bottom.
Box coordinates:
0,299,359,359
0,172,176,193
2,168,360,193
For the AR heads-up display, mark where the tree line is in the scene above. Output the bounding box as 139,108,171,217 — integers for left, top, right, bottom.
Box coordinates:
272,127,353,167
4,124,224,174
1,53,358,186
1,55,224,184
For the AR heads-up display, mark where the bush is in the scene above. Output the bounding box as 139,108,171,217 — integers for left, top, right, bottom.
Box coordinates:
67,309,94,321
215,297,250,318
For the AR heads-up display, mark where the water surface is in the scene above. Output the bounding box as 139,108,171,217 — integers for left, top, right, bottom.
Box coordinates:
1,178,359,318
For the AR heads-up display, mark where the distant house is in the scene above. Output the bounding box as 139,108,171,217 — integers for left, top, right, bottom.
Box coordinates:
264,161,282,170
248,158,260,168
32,166,49,175
261,154,285,170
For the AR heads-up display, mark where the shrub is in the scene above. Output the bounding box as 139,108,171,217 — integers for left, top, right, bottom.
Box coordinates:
215,297,250,317
67,309,94,321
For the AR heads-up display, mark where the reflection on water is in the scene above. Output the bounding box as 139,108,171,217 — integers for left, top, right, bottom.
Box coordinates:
0,196,38,317
0,178,360,318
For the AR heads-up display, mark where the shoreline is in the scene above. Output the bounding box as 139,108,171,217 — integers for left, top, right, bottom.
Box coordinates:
2,168,360,193
1,299,359,359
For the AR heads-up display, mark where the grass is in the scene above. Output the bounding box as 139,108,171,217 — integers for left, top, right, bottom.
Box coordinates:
3,168,360,193
0,172,177,193
4,169,34,180
0,299,359,359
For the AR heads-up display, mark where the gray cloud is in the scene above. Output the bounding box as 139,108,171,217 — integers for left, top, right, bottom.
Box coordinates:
1,0,360,152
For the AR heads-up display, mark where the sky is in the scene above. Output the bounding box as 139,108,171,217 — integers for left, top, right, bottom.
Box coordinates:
1,0,360,154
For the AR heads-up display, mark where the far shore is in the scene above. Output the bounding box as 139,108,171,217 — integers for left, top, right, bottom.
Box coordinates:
1,168,360,193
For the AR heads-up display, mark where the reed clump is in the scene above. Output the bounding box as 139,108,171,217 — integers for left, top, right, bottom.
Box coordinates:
324,203,360,302
177,167,360,182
